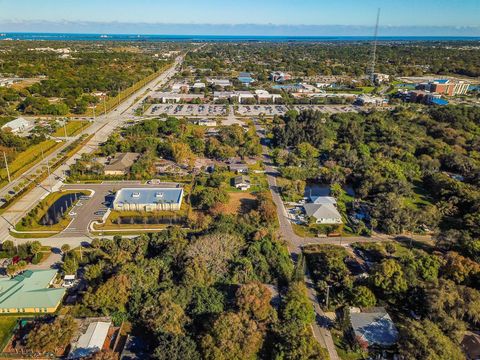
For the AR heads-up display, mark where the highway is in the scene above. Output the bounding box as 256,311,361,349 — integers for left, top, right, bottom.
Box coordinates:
0,55,185,242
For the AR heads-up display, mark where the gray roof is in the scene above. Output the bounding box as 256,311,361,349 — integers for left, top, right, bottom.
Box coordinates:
303,203,342,220
113,188,183,206
104,153,139,172
234,175,250,185
349,308,399,347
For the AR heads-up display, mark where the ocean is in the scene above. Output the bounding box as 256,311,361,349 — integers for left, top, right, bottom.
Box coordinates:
1,33,480,42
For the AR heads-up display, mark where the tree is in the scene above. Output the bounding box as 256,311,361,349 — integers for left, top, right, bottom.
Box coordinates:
83,273,131,315
372,259,408,297
398,319,464,360
185,233,244,282
1,240,15,256
272,320,327,360
140,293,188,336
201,312,263,360
171,142,195,166
282,282,315,325
351,286,376,308
442,251,480,285
189,286,225,316
61,244,71,253
153,334,201,360
26,316,77,353
236,282,275,323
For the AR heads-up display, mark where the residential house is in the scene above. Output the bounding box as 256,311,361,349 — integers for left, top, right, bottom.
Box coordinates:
0,270,65,313
303,196,342,224
349,307,399,350
69,320,112,359
229,162,249,174
234,175,251,191
103,153,140,176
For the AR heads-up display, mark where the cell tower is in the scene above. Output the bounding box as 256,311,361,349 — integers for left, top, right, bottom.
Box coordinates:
369,8,381,84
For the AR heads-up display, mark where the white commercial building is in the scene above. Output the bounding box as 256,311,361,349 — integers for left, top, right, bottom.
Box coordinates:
1,117,33,134
113,188,184,212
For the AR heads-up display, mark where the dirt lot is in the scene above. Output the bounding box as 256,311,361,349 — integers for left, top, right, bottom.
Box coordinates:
221,192,258,214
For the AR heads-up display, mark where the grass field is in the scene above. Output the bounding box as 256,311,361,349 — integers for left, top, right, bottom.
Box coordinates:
0,139,61,184
52,121,90,137
0,316,19,351
220,192,258,215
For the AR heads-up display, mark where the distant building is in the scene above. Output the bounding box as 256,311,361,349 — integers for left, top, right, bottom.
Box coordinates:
255,90,283,103
196,119,217,127
171,82,190,93
1,117,33,134
349,307,399,349
209,79,232,88
69,321,112,359
229,162,249,174
234,175,251,191
237,91,255,103
373,73,390,84
192,82,206,89
270,71,291,82
153,92,204,103
424,79,470,96
103,153,140,176
238,72,255,86
356,95,388,106
113,188,184,212
0,270,65,314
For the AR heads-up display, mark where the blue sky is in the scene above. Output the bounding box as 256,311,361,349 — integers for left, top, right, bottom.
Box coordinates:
0,0,479,35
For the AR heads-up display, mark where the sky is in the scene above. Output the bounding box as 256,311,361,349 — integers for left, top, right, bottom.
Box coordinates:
0,0,479,36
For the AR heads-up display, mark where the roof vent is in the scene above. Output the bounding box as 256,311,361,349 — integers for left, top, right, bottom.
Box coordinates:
155,192,164,198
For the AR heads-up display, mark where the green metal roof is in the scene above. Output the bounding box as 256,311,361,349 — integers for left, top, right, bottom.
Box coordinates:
0,270,65,310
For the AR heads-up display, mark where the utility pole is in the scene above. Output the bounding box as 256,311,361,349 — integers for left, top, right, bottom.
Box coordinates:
369,8,381,84
326,285,331,309
3,151,11,183
63,120,68,139
41,147,52,192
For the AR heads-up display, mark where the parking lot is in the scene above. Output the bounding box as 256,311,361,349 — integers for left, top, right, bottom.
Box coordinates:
58,181,181,237
147,104,227,117
236,105,289,116
292,105,362,113
145,103,362,119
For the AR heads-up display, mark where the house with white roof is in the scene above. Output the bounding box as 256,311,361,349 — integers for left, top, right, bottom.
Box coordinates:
69,321,112,359
303,196,342,224
1,117,33,134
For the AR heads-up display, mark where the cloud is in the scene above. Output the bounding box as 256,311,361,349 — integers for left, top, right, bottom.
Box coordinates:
0,20,479,36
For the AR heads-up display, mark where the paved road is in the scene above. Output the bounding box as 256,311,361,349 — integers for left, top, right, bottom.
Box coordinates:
0,55,185,242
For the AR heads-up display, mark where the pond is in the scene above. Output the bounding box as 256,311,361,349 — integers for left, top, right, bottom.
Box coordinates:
40,192,83,226
115,216,185,226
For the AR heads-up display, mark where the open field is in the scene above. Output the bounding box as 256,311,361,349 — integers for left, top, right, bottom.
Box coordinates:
52,120,90,137
221,192,257,214
0,139,62,185
0,317,19,352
